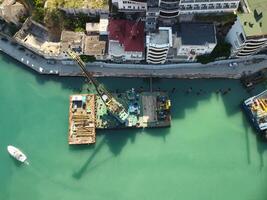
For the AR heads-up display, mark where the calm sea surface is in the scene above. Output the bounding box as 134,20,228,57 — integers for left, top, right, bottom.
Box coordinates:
1,53,267,200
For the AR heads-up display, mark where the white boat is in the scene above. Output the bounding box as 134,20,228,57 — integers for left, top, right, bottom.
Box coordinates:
7,145,28,163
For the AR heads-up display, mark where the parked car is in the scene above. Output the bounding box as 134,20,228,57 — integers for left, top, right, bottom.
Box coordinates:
232,62,238,67
229,62,238,67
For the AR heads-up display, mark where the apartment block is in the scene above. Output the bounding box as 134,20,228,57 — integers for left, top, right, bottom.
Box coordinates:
146,27,172,64
112,0,147,12
175,23,217,61
226,0,267,57
179,0,240,14
159,0,179,18
112,0,240,18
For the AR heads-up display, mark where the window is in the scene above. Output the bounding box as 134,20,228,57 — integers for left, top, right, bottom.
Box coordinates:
239,33,245,43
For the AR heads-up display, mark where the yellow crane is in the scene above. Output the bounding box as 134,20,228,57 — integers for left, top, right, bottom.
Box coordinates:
67,50,129,123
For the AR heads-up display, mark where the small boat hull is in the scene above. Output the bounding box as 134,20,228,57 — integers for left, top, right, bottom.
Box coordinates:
7,145,27,163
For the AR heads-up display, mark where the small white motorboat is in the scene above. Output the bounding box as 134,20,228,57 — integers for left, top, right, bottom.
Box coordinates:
7,145,28,164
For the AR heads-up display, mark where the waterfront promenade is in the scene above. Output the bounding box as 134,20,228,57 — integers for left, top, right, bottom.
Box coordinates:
0,35,267,78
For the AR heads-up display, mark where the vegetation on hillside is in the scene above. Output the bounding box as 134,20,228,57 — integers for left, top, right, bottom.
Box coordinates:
31,0,45,23
45,0,108,9
194,13,236,25
62,12,99,32
80,55,96,63
28,0,102,38
197,41,231,64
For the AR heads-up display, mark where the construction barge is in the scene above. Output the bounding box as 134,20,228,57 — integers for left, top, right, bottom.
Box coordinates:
68,90,171,144
66,50,171,145
243,90,267,138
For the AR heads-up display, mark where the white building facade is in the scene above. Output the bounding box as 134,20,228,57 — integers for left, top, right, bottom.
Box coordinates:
175,23,217,61
179,0,240,14
146,27,172,64
159,0,179,18
112,0,240,18
226,0,267,58
177,42,217,61
112,0,147,12
108,40,144,62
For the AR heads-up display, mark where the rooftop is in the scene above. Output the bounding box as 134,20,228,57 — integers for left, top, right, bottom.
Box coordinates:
180,23,216,45
238,0,267,37
84,35,106,56
86,16,108,34
147,27,171,46
108,19,145,52
14,19,61,57
60,31,84,53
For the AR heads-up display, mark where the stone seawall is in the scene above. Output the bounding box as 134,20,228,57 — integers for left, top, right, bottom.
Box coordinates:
0,33,267,79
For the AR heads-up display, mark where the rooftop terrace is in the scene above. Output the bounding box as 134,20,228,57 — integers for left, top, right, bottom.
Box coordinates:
84,35,106,56
147,27,172,46
239,0,267,37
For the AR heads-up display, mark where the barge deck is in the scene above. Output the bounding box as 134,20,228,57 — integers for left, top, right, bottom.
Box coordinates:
68,89,171,145
68,94,96,145
243,90,267,138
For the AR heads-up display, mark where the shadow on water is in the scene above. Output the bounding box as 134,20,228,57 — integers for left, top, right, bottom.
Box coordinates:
71,126,171,179
72,138,106,179
241,110,252,164
9,156,25,167
71,129,140,179
256,136,267,170
145,127,171,142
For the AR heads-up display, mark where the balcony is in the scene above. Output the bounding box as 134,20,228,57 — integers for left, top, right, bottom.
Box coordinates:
160,2,179,9
161,0,179,3
159,10,179,17
147,54,167,60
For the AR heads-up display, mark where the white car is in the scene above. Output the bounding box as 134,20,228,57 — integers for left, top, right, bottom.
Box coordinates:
233,62,238,67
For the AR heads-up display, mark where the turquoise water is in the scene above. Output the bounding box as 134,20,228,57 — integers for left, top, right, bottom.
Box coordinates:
1,53,267,200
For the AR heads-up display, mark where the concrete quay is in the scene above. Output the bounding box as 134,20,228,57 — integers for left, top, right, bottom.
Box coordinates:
0,35,267,79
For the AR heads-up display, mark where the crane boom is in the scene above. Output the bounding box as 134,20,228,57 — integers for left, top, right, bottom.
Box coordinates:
67,50,129,124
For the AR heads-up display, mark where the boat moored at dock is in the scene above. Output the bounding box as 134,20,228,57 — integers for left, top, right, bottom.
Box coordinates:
242,90,267,138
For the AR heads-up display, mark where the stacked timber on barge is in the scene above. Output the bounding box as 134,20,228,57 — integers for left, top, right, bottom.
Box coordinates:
243,90,267,138
68,94,96,144
68,89,171,145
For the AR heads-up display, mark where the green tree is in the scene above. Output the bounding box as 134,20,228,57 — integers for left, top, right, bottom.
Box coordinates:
197,41,231,64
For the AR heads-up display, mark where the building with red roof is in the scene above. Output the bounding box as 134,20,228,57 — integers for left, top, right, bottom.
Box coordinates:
108,19,145,62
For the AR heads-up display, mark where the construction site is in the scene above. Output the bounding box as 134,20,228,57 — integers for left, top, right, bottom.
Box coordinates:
68,50,171,145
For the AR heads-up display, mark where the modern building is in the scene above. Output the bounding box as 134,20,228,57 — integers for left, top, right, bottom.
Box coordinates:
179,0,240,14
146,27,172,64
86,15,108,35
175,23,217,61
112,0,240,19
226,0,267,57
111,0,147,12
107,19,145,62
159,0,179,19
